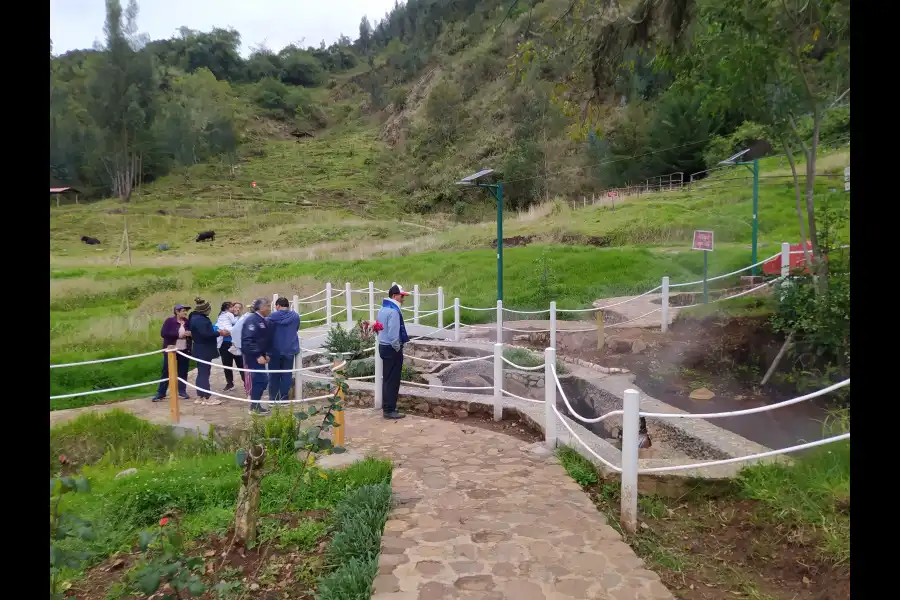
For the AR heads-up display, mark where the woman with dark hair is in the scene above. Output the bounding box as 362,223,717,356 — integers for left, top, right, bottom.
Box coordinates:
152,304,191,402
214,301,243,391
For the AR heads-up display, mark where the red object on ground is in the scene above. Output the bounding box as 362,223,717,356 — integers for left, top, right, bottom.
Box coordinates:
763,242,813,275
251,181,257,188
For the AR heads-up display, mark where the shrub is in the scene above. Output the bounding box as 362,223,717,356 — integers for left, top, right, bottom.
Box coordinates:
317,483,392,600
322,321,375,361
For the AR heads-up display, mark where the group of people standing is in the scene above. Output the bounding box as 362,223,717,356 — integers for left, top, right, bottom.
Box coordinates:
152,296,300,414
151,282,413,420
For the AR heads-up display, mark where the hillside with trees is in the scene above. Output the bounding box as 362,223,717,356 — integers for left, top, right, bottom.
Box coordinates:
51,0,848,275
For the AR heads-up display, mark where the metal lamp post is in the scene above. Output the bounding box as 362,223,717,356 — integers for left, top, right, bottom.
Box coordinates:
456,169,504,302
719,149,761,276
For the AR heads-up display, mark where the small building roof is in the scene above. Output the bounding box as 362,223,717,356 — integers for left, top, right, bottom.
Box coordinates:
50,187,80,194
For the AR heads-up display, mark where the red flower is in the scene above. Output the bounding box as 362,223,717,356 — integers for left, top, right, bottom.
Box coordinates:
59,455,68,464
372,321,384,333
159,517,170,527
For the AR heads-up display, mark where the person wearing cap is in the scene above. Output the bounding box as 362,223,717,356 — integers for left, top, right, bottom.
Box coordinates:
187,297,221,405
152,304,192,402
376,284,411,419
242,297,275,415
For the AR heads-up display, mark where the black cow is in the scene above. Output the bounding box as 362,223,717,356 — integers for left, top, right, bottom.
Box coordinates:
81,236,101,245
195,231,215,242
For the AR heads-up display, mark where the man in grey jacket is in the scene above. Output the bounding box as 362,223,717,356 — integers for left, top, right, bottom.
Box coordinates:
376,284,410,419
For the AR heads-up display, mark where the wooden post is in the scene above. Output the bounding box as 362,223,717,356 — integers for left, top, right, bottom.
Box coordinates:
332,360,346,448
167,346,180,424
597,311,605,351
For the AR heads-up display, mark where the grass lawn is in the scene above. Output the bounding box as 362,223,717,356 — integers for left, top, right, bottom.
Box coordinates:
51,410,392,600
556,435,850,600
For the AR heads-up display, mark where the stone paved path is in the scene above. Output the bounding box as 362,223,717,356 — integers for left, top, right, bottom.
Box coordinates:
51,361,674,600
348,412,673,600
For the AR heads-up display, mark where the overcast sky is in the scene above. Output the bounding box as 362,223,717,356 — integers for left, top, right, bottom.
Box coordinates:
50,0,399,56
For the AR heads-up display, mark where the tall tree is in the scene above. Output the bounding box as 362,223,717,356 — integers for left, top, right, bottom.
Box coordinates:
670,0,849,281
89,0,157,201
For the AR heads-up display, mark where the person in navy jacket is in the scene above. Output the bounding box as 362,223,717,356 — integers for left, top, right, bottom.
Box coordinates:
242,297,275,415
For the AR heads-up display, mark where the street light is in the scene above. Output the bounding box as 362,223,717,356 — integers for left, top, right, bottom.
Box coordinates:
719,147,761,276
456,169,504,301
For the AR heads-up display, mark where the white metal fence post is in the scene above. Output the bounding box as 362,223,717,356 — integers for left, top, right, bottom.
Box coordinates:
454,298,460,342
496,300,503,344
325,283,333,327
413,284,420,325
374,346,383,410
549,301,557,350
781,242,791,278
273,293,278,307
493,342,503,422
544,347,557,450
345,282,353,328
620,388,641,534
293,333,302,402
661,276,670,333
437,287,444,330
368,281,375,322
292,294,299,315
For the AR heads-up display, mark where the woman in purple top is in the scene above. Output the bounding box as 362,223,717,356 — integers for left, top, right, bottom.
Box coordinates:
152,304,192,401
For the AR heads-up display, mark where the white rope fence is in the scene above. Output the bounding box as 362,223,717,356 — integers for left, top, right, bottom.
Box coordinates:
50,379,167,400
546,363,850,533
50,246,836,408
50,349,164,368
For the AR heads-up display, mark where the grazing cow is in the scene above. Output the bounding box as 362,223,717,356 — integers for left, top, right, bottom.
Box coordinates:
81,236,101,245
195,231,215,242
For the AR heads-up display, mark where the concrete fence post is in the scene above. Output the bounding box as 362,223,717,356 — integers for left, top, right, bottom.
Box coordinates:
368,281,375,322
661,276,670,333
293,335,303,402
273,293,278,307
493,342,503,422
454,298,460,342
325,283,333,327
345,282,353,328
374,346,383,410
620,388,641,534
550,301,557,351
496,300,503,344
437,287,444,330
544,347,557,450
781,242,791,278
413,284,420,325
292,294,299,315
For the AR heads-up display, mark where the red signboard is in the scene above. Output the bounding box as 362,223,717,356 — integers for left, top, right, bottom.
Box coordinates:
607,191,618,198
692,230,714,251
762,242,815,275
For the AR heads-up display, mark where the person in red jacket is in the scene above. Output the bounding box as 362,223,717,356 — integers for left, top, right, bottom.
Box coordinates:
152,304,192,402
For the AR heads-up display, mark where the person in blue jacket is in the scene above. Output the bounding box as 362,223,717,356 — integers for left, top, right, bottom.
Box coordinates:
267,297,301,401
242,297,275,415
376,284,410,420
